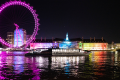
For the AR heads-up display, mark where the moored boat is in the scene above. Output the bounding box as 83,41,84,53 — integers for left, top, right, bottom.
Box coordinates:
25,48,91,56
52,49,91,56
25,49,52,56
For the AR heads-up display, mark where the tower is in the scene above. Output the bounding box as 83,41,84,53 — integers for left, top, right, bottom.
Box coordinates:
66,33,69,41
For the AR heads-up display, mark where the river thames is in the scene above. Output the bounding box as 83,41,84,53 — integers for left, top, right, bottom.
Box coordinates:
0,51,120,80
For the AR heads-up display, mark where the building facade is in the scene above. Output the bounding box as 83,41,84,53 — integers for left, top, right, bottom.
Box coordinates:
81,38,108,50
30,33,108,50
30,39,108,50
14,29,26,47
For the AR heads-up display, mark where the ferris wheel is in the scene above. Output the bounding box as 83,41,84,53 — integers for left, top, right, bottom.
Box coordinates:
0,0,40,48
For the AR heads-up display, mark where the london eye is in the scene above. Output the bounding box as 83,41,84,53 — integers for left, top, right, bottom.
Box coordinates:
0,0,40,48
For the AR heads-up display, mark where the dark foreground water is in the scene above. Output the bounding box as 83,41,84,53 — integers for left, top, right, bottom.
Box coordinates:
0,51,120,80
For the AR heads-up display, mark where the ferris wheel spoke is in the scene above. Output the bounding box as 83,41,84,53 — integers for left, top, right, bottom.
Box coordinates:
0,14,13,24
19,8,30,24
17,9,25,22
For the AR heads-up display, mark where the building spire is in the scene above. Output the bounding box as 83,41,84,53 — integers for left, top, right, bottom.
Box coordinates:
66,32,69,41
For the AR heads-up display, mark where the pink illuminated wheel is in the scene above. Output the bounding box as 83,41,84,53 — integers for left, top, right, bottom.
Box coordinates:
0,0,40,48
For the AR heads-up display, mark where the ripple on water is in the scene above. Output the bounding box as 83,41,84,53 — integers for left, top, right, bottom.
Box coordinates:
0,51,120,80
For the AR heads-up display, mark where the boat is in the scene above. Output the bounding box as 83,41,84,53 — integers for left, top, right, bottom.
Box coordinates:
52,49,91,56
25,48,91,56
25,48,52,56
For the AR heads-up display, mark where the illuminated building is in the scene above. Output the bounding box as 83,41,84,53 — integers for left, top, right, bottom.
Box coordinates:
83,43,107,50
6,32,14,45
54,33,81,49
58,33,71,49
30,43,53,49
30,33,108,50
111,43,120,50
82,38,108,50
14,29,26,47
30,39,53,49
114,43,120,48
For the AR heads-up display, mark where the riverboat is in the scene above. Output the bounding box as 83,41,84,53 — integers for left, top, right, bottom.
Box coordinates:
52,49,91,56
25,48,52,56
25,48,91,56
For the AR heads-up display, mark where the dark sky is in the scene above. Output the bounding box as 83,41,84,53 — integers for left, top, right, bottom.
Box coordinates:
0,0,120,43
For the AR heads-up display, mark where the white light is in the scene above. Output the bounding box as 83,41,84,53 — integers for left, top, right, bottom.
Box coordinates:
0,48,2,50
111,48,114,49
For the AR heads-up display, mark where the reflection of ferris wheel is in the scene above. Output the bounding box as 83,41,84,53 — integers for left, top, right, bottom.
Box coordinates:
0,0,40,48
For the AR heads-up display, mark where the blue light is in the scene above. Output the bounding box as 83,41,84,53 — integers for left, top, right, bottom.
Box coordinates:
64,41,71,44
59,33,73,49
59,41,71,48
64,60,70,75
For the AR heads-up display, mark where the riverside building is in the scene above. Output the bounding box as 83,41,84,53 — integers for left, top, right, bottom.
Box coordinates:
6,32,14,45
30,33,108,50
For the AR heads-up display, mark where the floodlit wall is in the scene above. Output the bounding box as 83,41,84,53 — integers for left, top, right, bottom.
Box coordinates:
30,43,53,49
83,43,108,50
59,41,78,49
52,43,59,47
30,42,108,50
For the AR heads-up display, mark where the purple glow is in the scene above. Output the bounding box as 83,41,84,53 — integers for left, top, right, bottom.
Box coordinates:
0,0,39,48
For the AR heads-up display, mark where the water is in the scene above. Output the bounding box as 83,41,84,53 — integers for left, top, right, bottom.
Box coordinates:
0,51,120,80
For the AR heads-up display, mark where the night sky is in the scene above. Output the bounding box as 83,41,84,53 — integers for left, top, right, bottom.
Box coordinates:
0,0,120,43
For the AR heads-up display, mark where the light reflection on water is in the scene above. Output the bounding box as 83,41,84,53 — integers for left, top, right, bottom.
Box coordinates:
0,51,120,80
